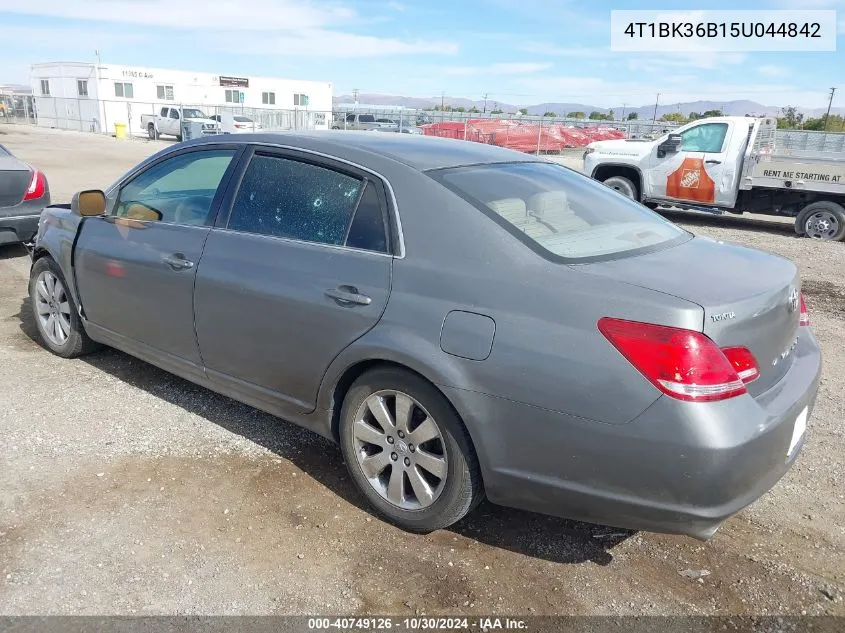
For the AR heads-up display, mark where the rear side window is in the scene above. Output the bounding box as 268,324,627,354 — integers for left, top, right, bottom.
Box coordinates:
227,154,387,251
431,162,686,261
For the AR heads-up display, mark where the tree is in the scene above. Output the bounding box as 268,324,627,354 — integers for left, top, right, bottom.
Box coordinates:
627,112,638,120
567,111,586,119
608,109,614,120
543,111,557,117
688,112,702,120
518,108,528,115
702,109,723,117
454,106,465,112
660,112,686,123
780,106,802,128
469,106,480,113
588,111,604,120
491,108,504,115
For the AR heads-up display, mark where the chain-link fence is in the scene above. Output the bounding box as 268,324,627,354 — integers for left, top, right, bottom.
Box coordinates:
5,96,845,157
0,94,36,125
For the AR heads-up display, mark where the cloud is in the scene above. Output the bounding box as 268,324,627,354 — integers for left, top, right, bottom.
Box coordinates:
758,65,790,78
0,1,458,60
515,43,609,58
1,0,355,30
220,30,457,57
442,62,553,76
386,1,406,10
628,53,747,73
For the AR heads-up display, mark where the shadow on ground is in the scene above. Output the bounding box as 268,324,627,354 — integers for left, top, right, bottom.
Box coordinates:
659,209,795,237
16,295,632,566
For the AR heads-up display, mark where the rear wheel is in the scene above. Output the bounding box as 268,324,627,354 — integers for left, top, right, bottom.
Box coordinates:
799,201,845,241
339,368,483,532
147,124,157,140
602,175,638,201
29,257,100,358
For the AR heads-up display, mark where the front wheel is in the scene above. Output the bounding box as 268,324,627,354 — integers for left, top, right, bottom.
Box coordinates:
602,175,638,201
339,368,483,532
29,257,100,358
798,201,845,241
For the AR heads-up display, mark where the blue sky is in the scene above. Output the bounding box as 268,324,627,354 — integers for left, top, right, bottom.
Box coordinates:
0,0,843,108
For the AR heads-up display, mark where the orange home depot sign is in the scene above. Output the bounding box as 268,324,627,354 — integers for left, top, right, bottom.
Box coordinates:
666,157,716,203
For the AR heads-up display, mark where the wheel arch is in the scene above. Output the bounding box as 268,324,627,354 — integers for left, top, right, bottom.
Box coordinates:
317,331,485,469
591,164,644,199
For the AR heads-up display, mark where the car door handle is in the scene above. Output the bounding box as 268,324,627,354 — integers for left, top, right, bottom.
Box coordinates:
705,159,722,165
162,254,194,270
325,286,372,306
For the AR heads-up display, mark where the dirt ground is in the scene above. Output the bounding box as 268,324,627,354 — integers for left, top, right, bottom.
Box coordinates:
0,124,843,616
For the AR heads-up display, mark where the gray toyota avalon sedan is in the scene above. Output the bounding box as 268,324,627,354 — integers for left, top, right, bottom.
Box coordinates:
28,132,820,540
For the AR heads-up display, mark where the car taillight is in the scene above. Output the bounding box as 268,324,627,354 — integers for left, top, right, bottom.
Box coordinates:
597,317,750,402
722,346,760,383
799,293,810,326
22,167,46,201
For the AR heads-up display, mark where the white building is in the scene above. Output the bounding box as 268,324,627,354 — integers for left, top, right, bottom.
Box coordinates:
30,62,333,135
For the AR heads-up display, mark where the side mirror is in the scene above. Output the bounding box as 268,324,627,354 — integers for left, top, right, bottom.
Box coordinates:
657,133,683,157
71,190,106,216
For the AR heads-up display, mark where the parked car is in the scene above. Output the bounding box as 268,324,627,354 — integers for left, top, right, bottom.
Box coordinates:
332,113,392,131
209,114,263,133
372,124,424,135
140,107,219,141
29,132,820,540
0,143,50,245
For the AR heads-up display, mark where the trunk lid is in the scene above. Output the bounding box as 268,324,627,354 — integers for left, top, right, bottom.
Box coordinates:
579,236,800,396
0,156,31,208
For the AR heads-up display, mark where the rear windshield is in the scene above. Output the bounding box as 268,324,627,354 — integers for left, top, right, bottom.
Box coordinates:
234,116,252,122
431,162,687,261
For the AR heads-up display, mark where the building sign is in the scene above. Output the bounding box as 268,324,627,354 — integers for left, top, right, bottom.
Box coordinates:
122,70,153,79
219,76,249,88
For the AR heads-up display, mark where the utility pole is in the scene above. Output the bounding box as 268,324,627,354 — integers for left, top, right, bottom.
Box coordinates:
482,93,488,113
441,91,445,111
621,103,627,120
824,87,836,131
651,93,660,123
352,88,359,105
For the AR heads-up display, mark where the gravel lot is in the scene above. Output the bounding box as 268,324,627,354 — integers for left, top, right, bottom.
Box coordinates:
0,124,843,616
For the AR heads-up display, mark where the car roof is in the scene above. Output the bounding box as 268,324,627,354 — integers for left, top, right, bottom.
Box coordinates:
184,130,539,171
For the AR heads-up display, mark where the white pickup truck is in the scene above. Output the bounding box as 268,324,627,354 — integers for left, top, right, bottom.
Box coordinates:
584,116,845,241
140,107,220,141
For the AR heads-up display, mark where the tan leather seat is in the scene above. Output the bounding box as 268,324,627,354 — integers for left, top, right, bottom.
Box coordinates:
487,198,528,226
527,190,590,233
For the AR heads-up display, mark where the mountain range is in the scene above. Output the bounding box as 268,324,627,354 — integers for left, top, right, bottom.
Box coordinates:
334,94,843,119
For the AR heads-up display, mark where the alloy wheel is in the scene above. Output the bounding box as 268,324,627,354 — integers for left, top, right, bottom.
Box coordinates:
34,270,72,347
352,390,448,510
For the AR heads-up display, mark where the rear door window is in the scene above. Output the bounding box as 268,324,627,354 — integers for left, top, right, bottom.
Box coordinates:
430,162,687,261
226,154,388,252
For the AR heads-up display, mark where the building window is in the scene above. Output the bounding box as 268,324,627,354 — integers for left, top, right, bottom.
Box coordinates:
156,85,174,101
293,93,309,107
77,80,89,97
114,82,134,99
40,80,50,96
225,89,244,103
262,91,275,105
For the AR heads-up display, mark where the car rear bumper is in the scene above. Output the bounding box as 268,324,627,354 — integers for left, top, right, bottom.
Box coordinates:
445,329,821,540
0,210,41,245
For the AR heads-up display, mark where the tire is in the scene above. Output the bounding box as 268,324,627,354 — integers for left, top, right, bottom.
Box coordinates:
147,124,158,140
799,200,845,241
339,367,483,532
644,201,659,210
176,134,183,142
332,126,341,130
29,257,100,358
602,175,638,201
